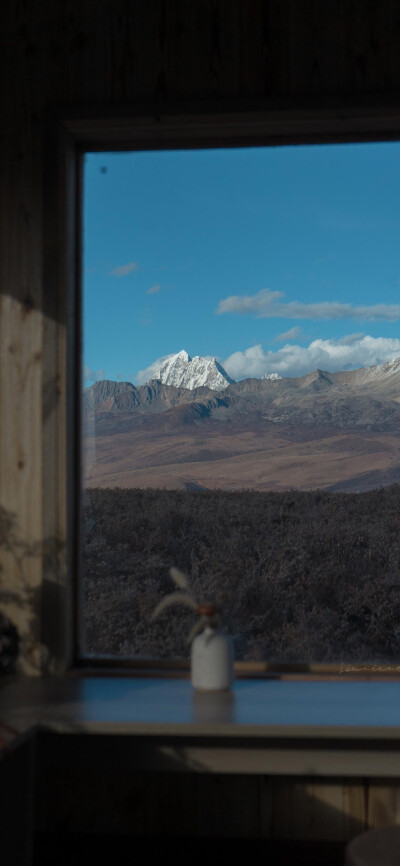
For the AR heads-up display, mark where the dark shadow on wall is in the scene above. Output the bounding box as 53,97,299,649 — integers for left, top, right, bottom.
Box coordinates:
34,732,370,849
34,836,346,866
0,506,65,673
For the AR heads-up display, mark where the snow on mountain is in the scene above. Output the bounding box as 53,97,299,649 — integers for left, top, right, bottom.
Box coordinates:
330,356,400,389
351,357,400,383
261,372,282,381
151,350,235,391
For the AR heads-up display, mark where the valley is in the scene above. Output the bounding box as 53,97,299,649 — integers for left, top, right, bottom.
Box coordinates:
83,356,400,492
84,421,400,492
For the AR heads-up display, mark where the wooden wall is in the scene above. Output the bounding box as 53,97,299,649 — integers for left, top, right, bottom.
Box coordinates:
2,2,400,667
34,761,400,843
33,732,400,843
3,0,400,850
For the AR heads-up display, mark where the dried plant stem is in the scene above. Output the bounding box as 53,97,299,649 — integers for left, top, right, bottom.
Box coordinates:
151,591,198,621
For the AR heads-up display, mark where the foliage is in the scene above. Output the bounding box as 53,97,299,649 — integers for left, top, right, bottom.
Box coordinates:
82,485,400,662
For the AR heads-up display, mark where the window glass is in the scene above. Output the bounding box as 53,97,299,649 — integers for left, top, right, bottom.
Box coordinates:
82,144,400,663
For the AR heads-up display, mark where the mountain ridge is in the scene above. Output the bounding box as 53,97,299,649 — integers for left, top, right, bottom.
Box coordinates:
83,357,400,492
84,356,400,432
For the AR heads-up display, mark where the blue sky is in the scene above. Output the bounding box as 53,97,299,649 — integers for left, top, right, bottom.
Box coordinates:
83,143,400,385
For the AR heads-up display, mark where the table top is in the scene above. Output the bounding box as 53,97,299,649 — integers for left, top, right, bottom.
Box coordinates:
2,675,400,739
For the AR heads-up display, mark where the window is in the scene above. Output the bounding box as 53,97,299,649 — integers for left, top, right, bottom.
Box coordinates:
60,108,400,672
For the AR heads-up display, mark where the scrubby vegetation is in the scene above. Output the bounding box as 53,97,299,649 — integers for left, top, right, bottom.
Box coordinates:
83,485,400,662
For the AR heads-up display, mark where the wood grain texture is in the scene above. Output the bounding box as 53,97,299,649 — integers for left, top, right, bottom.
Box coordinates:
34,753,400,842
3,0,400,848
2,0,400,677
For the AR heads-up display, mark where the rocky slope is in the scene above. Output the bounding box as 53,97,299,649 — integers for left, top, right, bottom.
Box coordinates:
84,357,400,433
83,359,400,491
151,349,234,390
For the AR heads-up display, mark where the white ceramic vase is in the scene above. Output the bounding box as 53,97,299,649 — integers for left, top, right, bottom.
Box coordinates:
191,626,234,691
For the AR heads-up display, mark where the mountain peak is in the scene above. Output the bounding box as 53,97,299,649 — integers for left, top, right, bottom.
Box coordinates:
151,350,235,390
261,372,282,381
174,349,191,363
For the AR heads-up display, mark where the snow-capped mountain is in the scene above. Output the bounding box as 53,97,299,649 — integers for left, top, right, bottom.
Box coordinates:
151,349,235,390
84,356,400,493
333,356,400,387
261,372,282,381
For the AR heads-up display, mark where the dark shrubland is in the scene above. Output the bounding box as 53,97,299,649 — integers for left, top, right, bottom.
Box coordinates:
83,485,400,662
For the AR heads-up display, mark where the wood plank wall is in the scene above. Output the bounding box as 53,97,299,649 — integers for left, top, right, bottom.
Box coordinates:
33,733,400,841
34,765,400,842
3,0,400,846
2,0,400,672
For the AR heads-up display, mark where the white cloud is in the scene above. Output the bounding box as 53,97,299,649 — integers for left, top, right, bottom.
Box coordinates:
223,345,270,379
217,289,283,316
217,288,400,321
135,353,174,385
84,365,105,384
108,262,139,277
335,332,365,345
147,283,161,295
276,326,302,342
223,335,400,380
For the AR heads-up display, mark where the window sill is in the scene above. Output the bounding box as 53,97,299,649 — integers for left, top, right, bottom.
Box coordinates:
2,674,400,776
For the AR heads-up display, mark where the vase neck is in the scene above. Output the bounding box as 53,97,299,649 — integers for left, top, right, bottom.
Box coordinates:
204,625,218,635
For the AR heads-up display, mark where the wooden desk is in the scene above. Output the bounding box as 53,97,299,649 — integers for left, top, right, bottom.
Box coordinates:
2,675,400,776
3,675,400,863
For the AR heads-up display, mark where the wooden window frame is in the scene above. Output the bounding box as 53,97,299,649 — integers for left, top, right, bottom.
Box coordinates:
47,101,400,676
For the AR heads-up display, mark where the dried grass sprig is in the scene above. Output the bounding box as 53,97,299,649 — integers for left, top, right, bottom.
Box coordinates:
151,591,198,621
151,567,220,643
169,567,191,591
169,567,197,602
